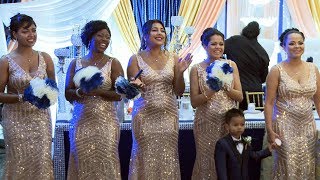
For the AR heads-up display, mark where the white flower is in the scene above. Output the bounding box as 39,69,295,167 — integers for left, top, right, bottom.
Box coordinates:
243,136,252,145
73,66,102,87
207,60,233,86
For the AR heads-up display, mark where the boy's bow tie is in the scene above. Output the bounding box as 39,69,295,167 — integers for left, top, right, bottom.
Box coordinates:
234,140,244,145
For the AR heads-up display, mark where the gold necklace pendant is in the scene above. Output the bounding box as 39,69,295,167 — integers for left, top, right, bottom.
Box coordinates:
27,50,34,63
92,56,104,66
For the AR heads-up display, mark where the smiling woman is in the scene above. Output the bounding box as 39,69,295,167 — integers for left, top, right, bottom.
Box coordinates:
189,27,243,179
126,19,192,179
0,13,55,179
64,20,124,180
264,28,320,179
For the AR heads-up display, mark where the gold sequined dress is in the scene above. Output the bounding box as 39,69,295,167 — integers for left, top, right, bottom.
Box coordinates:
192,62,236,180
272,63,317,179
67,58,121,180
128,53,180,179
1,52,53,180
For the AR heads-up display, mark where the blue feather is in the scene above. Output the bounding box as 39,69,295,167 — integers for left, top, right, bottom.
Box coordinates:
23,87,51,109
115,76,140,100
80,72,104,93
45,78,58,90
23,78,57,109
221,63,233,74
206,61,216,74
206,76,222,91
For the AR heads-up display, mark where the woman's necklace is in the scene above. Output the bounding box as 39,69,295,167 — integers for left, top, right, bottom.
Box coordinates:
146,49,162,62
92,55,105,66
27,50,34,63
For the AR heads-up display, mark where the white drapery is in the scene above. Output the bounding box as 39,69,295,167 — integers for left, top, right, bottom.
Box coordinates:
0,0,120,56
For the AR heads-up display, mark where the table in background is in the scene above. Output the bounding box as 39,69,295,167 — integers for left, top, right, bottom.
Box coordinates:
53,117,267,180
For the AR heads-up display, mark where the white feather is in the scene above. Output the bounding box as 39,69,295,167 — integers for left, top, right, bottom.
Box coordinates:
30,77,59,105
73,66,102,87
208,61,233,86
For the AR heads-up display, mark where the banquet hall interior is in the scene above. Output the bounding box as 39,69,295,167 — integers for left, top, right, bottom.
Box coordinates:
0,0,320,179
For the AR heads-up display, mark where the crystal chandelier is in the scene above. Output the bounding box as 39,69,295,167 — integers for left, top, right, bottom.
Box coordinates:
54,48,70,74
71,24,83,59
170,16,195,54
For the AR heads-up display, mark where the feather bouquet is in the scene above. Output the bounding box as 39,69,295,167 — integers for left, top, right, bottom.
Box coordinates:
73,66,104,93
23,77,59,109
115,70,142,100
206,60,233,91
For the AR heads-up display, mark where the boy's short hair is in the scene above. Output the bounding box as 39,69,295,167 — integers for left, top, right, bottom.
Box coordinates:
225,108,245,124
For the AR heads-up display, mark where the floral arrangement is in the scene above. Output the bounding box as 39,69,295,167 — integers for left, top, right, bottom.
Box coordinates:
73,66,104,93
115,76,141,100
243,136,252,146
206,60,233,91
23,77,59,109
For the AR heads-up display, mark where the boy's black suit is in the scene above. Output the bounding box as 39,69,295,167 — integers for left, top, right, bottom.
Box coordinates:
214,134,271,180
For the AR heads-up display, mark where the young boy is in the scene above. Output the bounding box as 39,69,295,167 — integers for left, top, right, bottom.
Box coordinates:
214,108,272,180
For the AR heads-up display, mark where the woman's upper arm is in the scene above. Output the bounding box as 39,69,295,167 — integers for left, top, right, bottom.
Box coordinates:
265,66,279,106
127,55,139,79
42,52,55,80
111,58,124,87
313,65,320,109
0,57,9,92
65,59,77,91
230,61,242,91
190,66,200,101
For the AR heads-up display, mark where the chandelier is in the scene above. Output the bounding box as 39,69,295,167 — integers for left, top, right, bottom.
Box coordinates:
169,16,195,54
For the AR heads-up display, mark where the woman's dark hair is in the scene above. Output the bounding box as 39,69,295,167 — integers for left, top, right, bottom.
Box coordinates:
9,13,36,40
81,20,111,49
200,28,224,46
279,28,305,47
225,108,244,124
241,21,260,40
139,19,167,51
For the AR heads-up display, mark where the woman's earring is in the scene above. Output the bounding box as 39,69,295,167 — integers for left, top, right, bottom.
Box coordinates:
108,40,113,54
88,41,91,48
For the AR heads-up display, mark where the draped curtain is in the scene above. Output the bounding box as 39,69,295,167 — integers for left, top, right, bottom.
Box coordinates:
131,0,181,38
179,0,226,58
226,0,279,40
285,0,319,38
113,0,140,54
0,0,120,56
307,0,320,33
0,0,20,3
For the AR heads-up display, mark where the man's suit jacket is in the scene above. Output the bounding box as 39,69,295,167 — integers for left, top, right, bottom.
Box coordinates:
214,134,271,180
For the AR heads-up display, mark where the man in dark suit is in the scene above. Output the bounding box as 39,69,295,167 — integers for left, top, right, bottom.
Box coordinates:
214,108,271,180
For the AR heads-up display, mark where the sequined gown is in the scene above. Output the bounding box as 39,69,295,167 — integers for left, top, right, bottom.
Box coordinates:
272,63,317,179
192,62,236,180
128,53,180,179
67,58,121,180
1,52,53,179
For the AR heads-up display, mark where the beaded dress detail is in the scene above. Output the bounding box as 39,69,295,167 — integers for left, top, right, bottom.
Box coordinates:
67,58,121,180
2,52,53,180
128,53,180,179
272,63,317,179
192,62,236,180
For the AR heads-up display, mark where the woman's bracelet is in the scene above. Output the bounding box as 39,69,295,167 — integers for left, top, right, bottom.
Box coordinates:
75,88,83,98
18,93,23,102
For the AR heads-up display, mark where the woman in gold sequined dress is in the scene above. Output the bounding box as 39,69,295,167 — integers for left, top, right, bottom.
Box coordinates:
190,28,243,180
0,14,55,179
127,19,192,179
265,28,320,179
65,20,123,179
